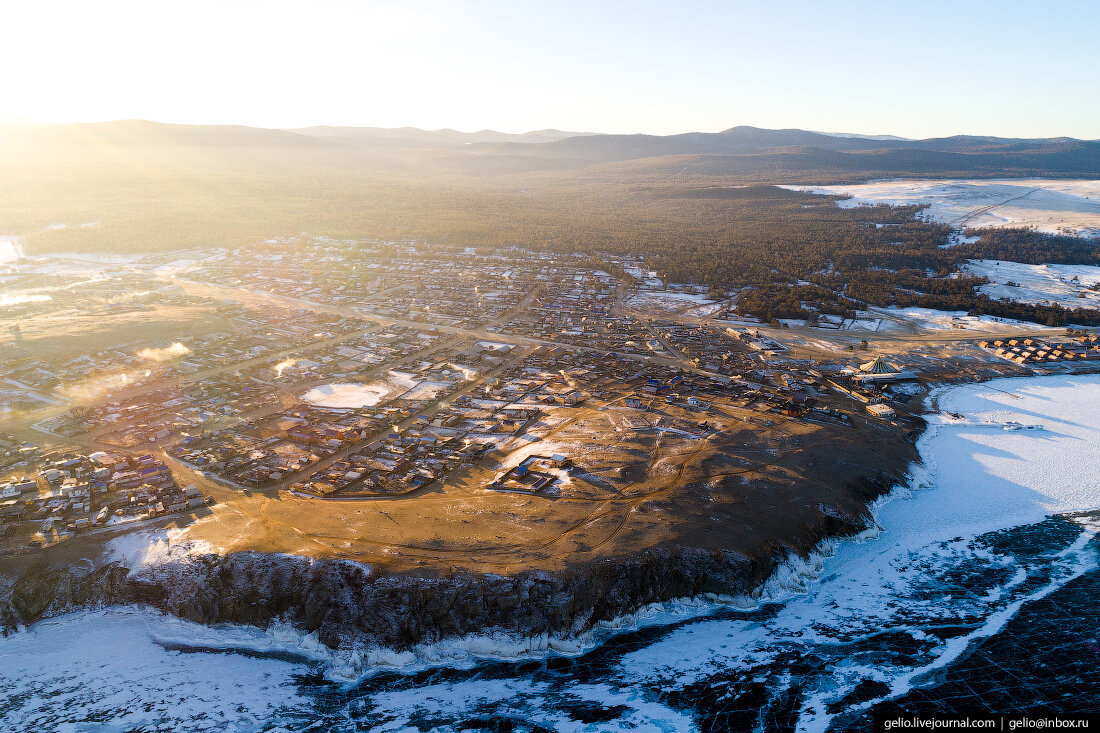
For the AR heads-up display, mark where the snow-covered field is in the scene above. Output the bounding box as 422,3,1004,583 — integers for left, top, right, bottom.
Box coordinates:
0,293,51,307
401,379,453,401
304,370,455,408
303,370,424,409
871,305,1058,333
783,179,1100,237
963,259,1100,310
625,290,715,313
303,382,394,408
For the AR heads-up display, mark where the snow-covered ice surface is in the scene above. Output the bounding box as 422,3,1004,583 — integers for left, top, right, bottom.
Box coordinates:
5,375,1100,731
608,375,1100,730
0,608,314,731
783,179,1100,237
962,259,1100,310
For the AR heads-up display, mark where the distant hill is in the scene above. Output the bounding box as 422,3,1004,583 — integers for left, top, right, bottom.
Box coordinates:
289,126,593,145
2,119,336,149
2,120,1095,180
467,125,1100,178
815,131,912,141
1,119,1096,258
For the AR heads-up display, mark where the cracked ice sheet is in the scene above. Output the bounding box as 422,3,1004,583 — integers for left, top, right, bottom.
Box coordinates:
0,608,312,732
366,678,696,732
617,373,1100,707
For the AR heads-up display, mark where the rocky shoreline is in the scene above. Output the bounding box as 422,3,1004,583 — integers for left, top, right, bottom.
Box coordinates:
0,472,894,652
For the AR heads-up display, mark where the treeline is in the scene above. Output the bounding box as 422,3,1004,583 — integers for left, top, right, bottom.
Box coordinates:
738,259,1100,327
4,137,1098,328
953,228,1100,265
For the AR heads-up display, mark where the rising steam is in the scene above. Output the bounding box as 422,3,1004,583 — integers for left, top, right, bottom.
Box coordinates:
274,358,297,377
136,342,191,361
0,294,52,307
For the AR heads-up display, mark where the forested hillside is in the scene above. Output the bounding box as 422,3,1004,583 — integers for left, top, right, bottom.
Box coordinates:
2,121,1098,326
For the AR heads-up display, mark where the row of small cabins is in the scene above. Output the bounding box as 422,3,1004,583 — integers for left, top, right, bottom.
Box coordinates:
979,337,1100,365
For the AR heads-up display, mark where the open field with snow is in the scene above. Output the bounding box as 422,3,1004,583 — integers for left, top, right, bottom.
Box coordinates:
624,290,716,313
302,370,427,408
303,381,395,408
784,179,1100,237
401,379,453,401
811,313,884,331
868,306,1059,333
962,259,1100,310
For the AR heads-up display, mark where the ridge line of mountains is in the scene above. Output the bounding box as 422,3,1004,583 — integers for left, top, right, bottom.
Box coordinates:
3,120,1098,180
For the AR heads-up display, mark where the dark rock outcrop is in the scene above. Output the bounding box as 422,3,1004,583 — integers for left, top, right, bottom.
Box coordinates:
0,546,780,649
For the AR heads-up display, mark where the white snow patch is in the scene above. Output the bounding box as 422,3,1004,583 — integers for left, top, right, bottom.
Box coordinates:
943,231,981,248
625,291,713,312
963,259,1100,310
0,293,52,307
304,381,398,408
782,179,1100,238
871,305,1058,332
105,526,216,572
401,379,453,401
0,235,21,263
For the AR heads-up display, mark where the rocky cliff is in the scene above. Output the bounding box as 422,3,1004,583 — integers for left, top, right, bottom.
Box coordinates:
0,473,890,651
2,546,777,648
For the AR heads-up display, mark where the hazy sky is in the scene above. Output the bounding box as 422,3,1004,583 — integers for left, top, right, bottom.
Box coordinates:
4,0,1098,138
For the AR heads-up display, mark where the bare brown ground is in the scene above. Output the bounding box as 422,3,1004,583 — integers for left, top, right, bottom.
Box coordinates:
147,396,918,576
